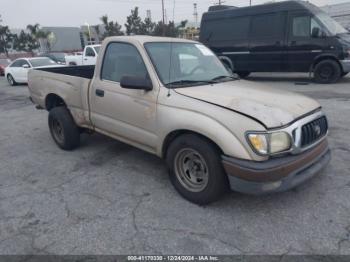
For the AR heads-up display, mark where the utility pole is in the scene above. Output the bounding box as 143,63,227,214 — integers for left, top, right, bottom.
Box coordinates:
193,3,198,28
162,0,166,36
215,0,225,5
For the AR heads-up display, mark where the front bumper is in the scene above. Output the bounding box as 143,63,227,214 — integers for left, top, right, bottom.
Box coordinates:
340,59,350,73
222,140,331,195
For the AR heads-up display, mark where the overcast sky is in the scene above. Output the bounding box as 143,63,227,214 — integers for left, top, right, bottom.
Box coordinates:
0,0,348,29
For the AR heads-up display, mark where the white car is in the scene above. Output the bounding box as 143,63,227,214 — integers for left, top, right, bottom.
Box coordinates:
5,57,60,86
65,45,101,66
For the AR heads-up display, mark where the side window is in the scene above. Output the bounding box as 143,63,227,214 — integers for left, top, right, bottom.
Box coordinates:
23,61,31,67
11,60,23,67
101,42,148,83
292,16,311,37
203,16,251,41
85,47,95,57
250,13,284,38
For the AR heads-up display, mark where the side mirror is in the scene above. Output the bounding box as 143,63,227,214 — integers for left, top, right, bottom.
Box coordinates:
23,64,30,69
120,76,153,91
312,27,321,38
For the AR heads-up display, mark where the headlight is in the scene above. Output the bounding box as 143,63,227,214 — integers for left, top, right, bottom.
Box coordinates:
269,132,291,154
247,132,291,155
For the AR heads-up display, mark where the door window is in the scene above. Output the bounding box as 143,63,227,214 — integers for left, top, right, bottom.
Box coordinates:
292,16,311,37
101,42,148,83
292,16,324,37
85,47,95,57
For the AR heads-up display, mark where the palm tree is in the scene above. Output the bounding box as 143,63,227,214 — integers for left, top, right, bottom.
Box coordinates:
27,23,51,52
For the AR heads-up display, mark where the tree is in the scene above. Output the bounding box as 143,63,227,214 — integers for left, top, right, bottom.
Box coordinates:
100,15,124,39
13,30,35,53
125,7,143,35
0,25,13,57
140,17,156,35
26,24,50,52
153,21,180,37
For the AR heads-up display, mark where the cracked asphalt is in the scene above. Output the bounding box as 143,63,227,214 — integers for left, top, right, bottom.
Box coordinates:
0,74,349,255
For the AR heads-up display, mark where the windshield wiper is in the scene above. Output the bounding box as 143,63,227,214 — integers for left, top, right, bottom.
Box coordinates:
210,75,239,82
165,80,216,88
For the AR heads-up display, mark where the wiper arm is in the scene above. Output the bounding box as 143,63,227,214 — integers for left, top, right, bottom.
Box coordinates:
165,80,215,88
210,75,239,82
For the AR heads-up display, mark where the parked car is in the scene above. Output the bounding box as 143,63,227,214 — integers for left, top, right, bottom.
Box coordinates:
5,57,60,86
27,36,330,204
200,0,350,83
41,52,67,65
0,58,11,76
65,45,101,66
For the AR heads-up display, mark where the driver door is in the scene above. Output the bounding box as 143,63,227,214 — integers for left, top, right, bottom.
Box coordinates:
286,11,328,72
89,42,159,151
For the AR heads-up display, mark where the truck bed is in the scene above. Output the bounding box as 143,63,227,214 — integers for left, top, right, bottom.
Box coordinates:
36,65,95,79
28,65,94,128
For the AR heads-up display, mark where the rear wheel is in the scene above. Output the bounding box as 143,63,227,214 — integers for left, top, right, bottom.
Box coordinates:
48,107,80,151
236,71,251,79
314,60,341,84
7,74,17,86
166,134,229,205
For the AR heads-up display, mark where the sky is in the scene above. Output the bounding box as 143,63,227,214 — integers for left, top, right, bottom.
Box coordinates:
0,0,349,29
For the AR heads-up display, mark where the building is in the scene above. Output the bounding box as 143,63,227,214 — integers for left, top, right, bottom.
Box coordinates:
322,2,350,30
42,27,84,52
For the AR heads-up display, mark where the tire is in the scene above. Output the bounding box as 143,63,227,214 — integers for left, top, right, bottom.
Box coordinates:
7,74,17,86
314,59,341,84
236,71,250,79
48,107,80,151
166,134,229,205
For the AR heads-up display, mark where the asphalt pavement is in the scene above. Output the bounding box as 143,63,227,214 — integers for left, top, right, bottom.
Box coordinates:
0,73,349,255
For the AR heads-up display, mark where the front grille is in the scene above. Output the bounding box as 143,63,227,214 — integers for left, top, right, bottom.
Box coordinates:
301,116,328,147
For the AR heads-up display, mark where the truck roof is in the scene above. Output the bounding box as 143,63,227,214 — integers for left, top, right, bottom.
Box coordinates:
103,35,197,45
203,0,321,20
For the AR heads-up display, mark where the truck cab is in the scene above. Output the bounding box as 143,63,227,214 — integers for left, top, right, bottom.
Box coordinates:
65,45,101,66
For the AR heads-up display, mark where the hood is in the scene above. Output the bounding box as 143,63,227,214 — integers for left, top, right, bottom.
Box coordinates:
175,81,320,129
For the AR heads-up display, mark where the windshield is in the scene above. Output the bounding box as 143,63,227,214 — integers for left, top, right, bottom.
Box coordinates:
30,58,57,67
51,53,66,62
145,42,232,87
94,46,101,54
316,12,348,35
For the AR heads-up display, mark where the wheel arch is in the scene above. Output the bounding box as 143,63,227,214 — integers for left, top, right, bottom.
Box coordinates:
45,93,67,111
161,129,225,159
312,55,343,72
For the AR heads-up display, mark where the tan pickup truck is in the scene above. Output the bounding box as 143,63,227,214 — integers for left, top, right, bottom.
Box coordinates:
28,36,331,204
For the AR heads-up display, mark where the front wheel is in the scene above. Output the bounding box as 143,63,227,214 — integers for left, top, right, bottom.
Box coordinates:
48,107,80,151
166,134,229,205
314,60,341,84
7,74,17,86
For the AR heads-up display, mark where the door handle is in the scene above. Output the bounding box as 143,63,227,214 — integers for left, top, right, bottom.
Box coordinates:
95,89,105,97
291,41,297,46
275,41,281,46
84,58,88,61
